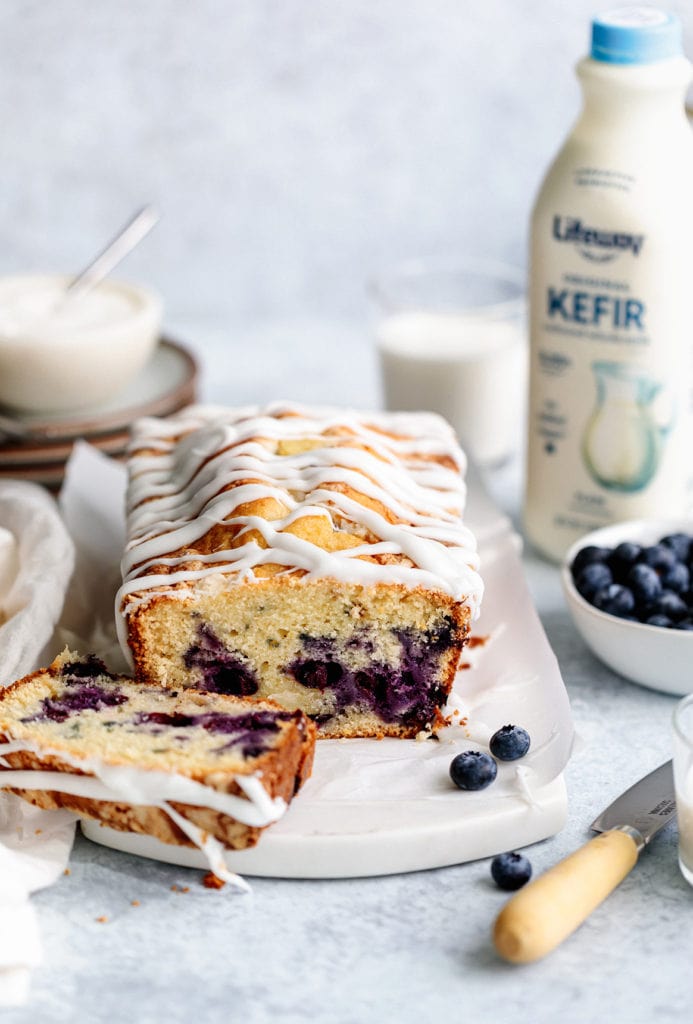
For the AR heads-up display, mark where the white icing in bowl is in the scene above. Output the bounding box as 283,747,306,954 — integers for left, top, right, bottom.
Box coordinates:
0,273,162,413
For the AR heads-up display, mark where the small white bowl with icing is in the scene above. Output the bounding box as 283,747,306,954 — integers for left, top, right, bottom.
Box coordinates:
0,273,162,413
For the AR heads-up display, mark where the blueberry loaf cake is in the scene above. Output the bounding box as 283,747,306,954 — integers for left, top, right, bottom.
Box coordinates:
0,651,316,851
117,403,483,739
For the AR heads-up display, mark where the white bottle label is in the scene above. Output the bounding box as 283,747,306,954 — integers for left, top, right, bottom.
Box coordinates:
526,177,693,559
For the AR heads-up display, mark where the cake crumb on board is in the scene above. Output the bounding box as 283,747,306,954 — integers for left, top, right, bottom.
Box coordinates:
202,872,226,890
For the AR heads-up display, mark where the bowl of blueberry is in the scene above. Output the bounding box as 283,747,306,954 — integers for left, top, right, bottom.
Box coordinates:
562,520,693,695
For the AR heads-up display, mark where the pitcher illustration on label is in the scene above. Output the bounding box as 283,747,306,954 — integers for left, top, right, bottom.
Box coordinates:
581,361,673,493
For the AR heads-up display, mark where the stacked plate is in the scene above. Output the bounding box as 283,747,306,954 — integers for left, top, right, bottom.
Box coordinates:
0,338,198,491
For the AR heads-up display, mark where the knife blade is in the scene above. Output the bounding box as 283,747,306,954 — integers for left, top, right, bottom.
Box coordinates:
493,759,676,964
590,759,675,842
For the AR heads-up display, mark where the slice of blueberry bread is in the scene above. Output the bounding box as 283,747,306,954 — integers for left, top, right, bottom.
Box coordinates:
0,650,316,850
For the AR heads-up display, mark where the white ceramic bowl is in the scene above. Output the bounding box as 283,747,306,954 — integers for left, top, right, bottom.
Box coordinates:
0,273,162,413
562,519,693,696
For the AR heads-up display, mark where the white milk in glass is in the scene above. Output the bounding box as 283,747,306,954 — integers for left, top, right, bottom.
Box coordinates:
675,762,693,886
673,694,693,887
377,310,526,466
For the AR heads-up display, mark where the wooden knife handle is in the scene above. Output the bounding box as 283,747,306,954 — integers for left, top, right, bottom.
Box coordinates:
493,829,640,963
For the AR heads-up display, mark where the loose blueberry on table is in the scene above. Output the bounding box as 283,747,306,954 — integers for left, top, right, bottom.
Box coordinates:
449,750,498,791
491,851,533,891
489,724,531,761
570,532,693,630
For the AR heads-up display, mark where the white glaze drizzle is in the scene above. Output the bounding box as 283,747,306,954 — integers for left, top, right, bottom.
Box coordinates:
116,403,483,654
0,737,287,891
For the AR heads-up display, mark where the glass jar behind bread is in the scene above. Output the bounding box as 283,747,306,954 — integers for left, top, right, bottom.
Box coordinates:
524,8,693,562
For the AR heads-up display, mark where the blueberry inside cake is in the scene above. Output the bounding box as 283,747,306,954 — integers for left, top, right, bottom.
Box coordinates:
118,403,483,739
0,651,316,850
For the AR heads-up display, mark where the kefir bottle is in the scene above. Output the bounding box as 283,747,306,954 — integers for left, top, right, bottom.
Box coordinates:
524,8,693,562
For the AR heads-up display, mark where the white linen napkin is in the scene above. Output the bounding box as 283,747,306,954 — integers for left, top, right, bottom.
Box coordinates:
0,797,75,1006
0,480,75,1006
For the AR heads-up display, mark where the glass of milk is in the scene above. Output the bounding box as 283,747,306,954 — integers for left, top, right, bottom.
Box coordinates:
673,695,693,886
371,259,526,466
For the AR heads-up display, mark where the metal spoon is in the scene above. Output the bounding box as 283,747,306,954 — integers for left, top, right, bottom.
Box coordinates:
63,204,160,301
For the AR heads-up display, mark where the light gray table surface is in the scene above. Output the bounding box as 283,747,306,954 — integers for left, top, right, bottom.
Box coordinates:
5,320,692,1024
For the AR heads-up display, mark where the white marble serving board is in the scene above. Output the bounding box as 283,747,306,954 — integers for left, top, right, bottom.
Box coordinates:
64,445,573,879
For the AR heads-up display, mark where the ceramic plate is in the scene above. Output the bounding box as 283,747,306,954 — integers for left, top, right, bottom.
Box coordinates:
0,431,132,467
64,446,573,879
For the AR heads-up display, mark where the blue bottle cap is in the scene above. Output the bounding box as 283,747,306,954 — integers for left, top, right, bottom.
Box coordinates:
591,7,682,64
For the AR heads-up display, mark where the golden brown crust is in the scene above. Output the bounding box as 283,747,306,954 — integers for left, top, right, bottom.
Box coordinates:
122,408,475,586
0,719,315,850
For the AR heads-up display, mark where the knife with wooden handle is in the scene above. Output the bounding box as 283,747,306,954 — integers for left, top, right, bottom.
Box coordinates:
493,760,676,963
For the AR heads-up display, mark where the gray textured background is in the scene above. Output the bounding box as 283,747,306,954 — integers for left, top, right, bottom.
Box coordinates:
2,0,691,332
